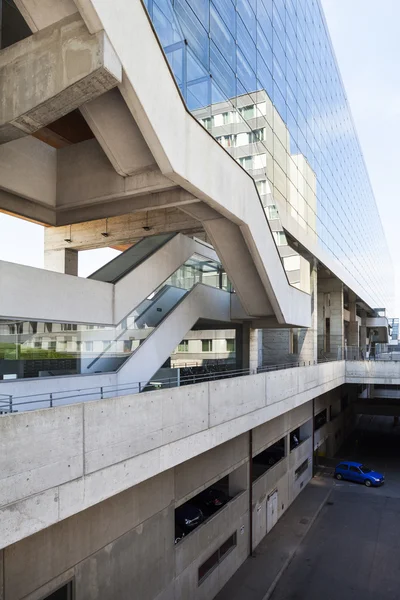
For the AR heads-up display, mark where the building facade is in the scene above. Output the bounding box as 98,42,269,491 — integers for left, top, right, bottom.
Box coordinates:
0,1,395,600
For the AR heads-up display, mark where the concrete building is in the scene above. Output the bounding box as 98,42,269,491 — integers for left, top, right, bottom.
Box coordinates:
0,1,396,600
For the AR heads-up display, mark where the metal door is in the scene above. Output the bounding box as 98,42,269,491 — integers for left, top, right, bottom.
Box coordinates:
267,490,278,533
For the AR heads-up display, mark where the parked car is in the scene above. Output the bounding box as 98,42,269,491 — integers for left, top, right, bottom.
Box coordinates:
334,461,384,487
175,503,204,534
193,488,228,516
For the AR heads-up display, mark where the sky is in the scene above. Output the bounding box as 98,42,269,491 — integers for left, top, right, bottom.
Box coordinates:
0,0,399,309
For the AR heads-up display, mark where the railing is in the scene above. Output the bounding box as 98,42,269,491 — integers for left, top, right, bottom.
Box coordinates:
0,358,338,414
342,345,400,361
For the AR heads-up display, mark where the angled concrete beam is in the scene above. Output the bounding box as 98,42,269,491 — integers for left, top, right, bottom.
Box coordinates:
14,0,78,32
44,208,203,251
182,203,273,318
0,14,122,144
80,89,156,177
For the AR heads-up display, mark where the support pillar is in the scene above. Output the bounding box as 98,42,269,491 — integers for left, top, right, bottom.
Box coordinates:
249,328,260,372
299,259,318,363
317,277,344,359
360,310,367,353
44,248,78,275
348,291,359,348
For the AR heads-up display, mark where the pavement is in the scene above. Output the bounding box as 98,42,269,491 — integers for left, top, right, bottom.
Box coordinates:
270,415,400,600
216,415,400,600
214,473,334,600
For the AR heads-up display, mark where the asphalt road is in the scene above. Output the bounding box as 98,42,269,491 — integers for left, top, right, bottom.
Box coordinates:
270,416,400,600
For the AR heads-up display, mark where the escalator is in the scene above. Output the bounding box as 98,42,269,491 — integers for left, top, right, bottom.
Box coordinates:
0,235,234,389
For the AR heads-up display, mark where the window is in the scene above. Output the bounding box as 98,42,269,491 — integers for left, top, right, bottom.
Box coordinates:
123,340,131,353
226,339,235,353
202,117,213,130
103,341,110,351
85,341,93,352
248,128,265,143
178,340,189,352
34,339,42,348
239,104,255,120
350,466,360,473
239,155,253,169
273,231,287,246
295,459,309,480
198,533,237,584
217,134,237,148
202,339,213,352
256,180,267,195
267,205,279,219
337,463,348,471
49,341,57,351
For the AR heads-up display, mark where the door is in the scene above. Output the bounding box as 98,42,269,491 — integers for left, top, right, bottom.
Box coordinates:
349,466,362,483
267,490,278,533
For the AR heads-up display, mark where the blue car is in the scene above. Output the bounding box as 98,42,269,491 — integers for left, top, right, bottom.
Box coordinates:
334,461,384,487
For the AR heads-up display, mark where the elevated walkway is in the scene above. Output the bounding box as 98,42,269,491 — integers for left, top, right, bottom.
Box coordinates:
0,359,345,549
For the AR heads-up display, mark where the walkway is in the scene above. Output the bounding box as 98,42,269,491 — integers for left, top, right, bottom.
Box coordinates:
215,474,333,600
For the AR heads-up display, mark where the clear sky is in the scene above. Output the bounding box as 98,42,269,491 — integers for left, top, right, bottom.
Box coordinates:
0,0,399,310
322,0,400,315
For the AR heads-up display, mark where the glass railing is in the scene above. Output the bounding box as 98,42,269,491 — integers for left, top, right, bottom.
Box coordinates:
0,253,231,380
88,233,176,283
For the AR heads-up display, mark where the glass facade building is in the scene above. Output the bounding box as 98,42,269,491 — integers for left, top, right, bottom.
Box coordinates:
144,0,393,311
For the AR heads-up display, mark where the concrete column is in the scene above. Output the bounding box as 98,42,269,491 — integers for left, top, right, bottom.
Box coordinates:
348,291,359,347
229,462,248,497
241,324,260,371
44,248,78,275
360,310,367,352
249,328,260,372
298,260,318,363
317,277,344,359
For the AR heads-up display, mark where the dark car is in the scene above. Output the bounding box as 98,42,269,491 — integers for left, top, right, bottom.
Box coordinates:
193,488,228,516
175,503,204,533
334,461,384,487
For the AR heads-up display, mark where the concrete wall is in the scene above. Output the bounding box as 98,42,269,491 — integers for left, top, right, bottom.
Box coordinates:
0,378,349,600
346,360,400,385
0,360,346,549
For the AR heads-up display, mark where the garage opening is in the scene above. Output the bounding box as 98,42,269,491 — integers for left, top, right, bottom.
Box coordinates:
252,437,286,481
43,582,73,600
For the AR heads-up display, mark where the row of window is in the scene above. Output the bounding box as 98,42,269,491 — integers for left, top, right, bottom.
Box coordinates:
198,532,237,584
177,339,236,353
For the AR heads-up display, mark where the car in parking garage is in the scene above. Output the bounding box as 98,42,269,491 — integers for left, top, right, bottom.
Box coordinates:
334,461,385,486
175,503,204,534
192,488,228,516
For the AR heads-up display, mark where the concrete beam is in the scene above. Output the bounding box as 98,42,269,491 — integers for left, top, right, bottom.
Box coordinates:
56,138,177,212
56,188,200,225
80,88,156,177
44,209,202,251
0,14,122,144
0,136,56,207
14,0,78,32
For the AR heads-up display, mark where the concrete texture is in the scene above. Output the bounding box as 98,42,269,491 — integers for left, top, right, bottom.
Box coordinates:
0,361,346,548
215,477,333,600
72,0,311,327
0,14,121,143
14,0,77,31
270,416,400,600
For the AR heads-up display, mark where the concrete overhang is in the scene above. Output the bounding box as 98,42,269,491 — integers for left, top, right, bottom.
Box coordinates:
0,14,122,144
366,317,389,343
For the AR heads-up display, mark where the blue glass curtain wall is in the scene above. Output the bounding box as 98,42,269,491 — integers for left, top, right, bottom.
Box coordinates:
144,0,393,311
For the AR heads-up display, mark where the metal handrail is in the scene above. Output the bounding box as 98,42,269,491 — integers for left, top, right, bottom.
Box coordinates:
0,357,340,414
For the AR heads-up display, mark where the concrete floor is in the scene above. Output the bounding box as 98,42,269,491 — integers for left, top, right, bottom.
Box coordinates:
270,415,400,600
